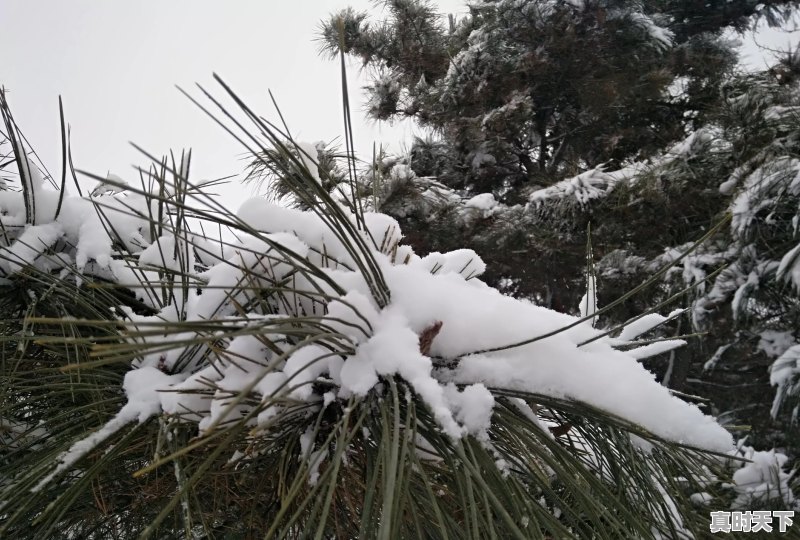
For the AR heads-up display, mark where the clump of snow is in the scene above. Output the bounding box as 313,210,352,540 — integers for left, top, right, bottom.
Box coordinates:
0,169,154,277
615,310,683,343
296,141,322,183
444,382,495,439
729,443,797,510
139,235,189,272
623,340,687,360
578,272,597,327
731,157,800,236
764,105,800,126
0,222,64,274
465,193,497,212
777,242,800,291
758,330,796,359
90,172,129,197
528,127,724,208
689,492,712,506
703,344,731,372
770,345,800,419
719,164,748,195
529,168,618,206
299,426,328,486
415,249,486,279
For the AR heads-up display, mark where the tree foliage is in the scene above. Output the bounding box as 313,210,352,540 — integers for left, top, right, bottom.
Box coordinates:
0,83,749,538
319,0,800,463
320,0,798,191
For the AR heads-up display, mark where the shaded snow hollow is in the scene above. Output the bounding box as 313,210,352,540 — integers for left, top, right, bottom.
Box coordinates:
5,178,734,487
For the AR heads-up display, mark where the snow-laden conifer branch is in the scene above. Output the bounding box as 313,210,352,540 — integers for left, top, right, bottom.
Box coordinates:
0,81,752,539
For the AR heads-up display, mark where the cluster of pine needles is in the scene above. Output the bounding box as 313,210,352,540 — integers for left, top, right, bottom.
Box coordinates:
0,69,742,539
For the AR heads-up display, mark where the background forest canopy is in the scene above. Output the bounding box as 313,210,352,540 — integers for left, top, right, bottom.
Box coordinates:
1,0,800,537
306,0,800,455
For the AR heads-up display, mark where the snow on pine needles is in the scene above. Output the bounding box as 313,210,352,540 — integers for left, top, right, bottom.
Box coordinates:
0,86,756,538
0,148,736,495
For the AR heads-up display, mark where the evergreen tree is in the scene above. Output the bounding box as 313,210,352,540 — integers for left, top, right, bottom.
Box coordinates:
1,2,798,535
318,0,800,461
511,55,800,453
1,84,754,538
319,0,798,192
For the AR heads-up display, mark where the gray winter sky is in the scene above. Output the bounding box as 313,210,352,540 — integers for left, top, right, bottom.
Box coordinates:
1,1,797,208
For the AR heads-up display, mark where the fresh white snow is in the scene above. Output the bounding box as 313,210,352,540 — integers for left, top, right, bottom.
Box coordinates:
0,158,736,492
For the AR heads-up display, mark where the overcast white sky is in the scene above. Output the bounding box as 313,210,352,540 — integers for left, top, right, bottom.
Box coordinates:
1,0,463,205
1,1,797,208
